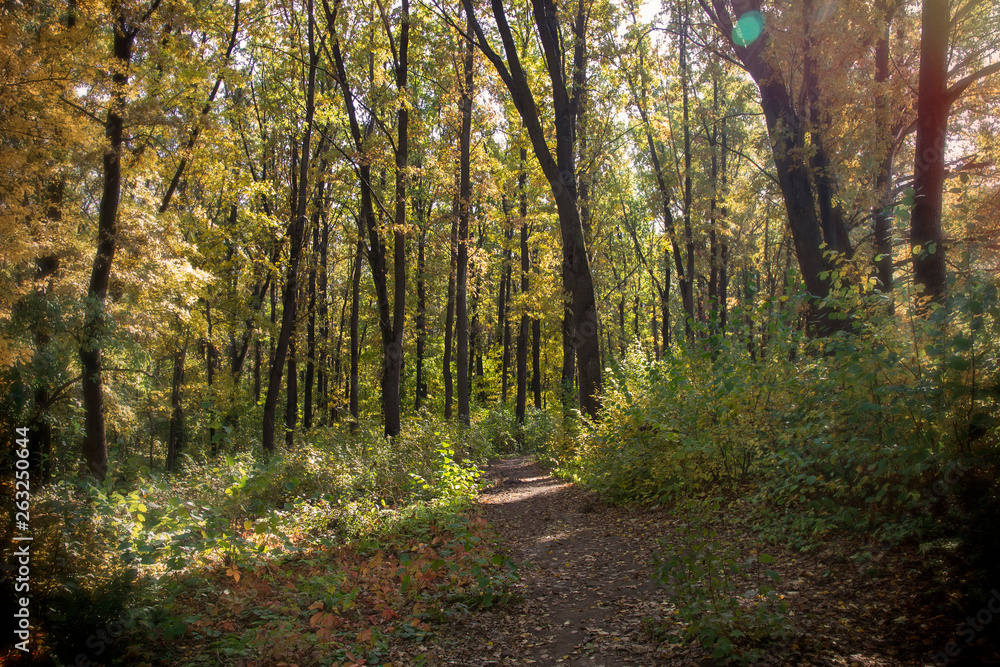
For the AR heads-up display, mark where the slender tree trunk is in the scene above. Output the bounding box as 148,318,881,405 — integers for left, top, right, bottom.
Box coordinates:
318,209,330,421
873,56,896,301
516,157,530,424
285,337,297,447
80,8,139,481
349,239,362,425
262,0,317,453
662,245,671,349
304,219,319,430
383,0,410,437
29,190,62,483
499,218,513,404
456,11,474,426
206,299,218,453
253,339,261,402
415,218,428,410
532,316,541,409
680,6,695,339
167,340,186,473
444,186,459,420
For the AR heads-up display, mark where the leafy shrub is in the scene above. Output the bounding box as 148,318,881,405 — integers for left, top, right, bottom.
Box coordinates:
653,502,791,664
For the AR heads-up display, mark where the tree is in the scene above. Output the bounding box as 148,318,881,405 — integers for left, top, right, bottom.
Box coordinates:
79,0,163,480
462,0,603,418
262,0,319,453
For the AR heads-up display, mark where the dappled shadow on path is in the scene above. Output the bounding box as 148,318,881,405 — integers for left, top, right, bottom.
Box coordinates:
422,456,673,666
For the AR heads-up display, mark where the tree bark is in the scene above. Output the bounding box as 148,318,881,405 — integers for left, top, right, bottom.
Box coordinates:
349,239,362,425
516,154,530,423
166,340,186,473
80,5,141,481
457,10,474,426
444,184,459,420
383,0,410,437
414,210,428,410
910,0,949,307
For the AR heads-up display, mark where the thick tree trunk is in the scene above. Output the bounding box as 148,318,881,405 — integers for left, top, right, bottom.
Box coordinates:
911,0,949,307
443,187,459,420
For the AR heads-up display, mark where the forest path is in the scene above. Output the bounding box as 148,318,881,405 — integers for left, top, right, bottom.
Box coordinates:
421,456,675,666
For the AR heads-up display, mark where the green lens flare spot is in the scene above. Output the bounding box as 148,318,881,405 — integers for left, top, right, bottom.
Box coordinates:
732,11,764,46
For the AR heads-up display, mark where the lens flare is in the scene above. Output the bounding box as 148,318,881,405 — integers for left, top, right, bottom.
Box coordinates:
732,11,764,46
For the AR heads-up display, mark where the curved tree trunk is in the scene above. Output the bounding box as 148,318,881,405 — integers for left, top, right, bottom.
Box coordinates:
80,6,138,481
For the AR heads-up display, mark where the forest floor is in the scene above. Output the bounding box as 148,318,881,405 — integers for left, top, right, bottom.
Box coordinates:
409,456,1000,667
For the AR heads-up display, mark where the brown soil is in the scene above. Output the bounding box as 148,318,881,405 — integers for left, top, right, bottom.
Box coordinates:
404,456,1000,667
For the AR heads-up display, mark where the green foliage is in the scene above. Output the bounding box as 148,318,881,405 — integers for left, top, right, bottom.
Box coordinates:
572,279,1000,570
654,502,791,664
470,404,566,457
409,440,483,501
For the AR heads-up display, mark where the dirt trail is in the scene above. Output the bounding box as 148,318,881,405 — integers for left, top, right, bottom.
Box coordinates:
414,457,980,667
421,456,675,666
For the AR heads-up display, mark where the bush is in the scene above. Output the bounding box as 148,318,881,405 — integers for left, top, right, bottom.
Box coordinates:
653,501,791,664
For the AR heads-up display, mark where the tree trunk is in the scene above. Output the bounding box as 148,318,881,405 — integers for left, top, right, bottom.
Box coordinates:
679,6,696,339
285,337,297,448
444,185,459,420
456,11,474,426
349,239,362,424
415,216,428,410
166,342,186,473
516,156,530,424
464,0,602,419
873,19,896,303
205,299,218,454
499,215,513,404
532,316,542,409
80,7,138,481
383,0,410,438
318,204,330,421
325,0,405,436
701,1,847,334
910,0,949,308
262,0,317,453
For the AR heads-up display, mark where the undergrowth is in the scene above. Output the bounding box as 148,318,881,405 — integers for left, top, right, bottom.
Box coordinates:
561,280,1000,595
0,408,539,665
